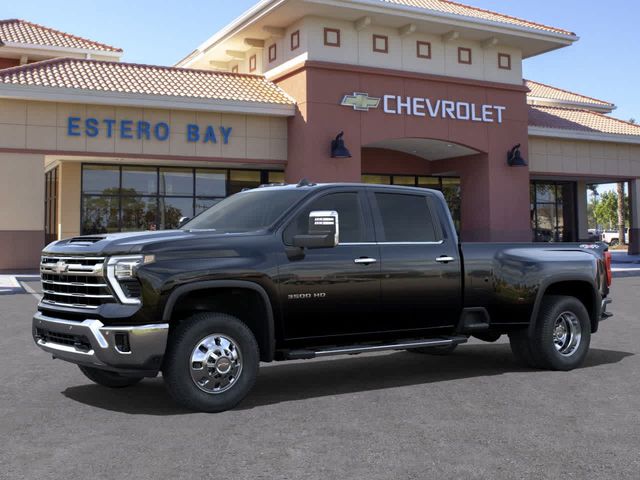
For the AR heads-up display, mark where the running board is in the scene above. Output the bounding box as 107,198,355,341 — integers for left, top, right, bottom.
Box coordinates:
285,336,468,360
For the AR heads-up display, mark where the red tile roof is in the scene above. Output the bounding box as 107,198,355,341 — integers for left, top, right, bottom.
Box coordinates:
529,105,640,137
0,19,122,53
378,1,575,36
526,80,614,109
0,58,295,105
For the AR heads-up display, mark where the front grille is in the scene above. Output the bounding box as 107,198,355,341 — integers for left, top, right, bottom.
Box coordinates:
36,328,92,351
40,256,115,309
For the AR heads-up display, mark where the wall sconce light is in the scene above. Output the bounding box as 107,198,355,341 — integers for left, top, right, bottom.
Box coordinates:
507,144,527,167
330,131,352,158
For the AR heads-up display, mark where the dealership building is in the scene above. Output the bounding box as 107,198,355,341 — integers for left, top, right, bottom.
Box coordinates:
2,0,640,270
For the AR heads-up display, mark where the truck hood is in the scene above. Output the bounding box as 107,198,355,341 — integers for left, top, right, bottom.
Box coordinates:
42,229,267,256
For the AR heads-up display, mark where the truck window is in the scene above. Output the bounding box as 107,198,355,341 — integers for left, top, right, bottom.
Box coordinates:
284,192,367,244
374,193,439,242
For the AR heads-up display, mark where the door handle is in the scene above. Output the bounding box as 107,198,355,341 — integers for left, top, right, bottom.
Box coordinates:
354,257,377,265
435,256,455,263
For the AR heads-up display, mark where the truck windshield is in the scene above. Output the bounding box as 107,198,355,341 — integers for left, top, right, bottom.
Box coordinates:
182,189,307,233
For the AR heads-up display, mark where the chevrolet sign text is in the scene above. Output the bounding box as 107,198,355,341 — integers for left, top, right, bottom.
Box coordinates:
383,95,506,123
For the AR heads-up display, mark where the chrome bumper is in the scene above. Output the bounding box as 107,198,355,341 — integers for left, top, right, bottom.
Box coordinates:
33,312,168,375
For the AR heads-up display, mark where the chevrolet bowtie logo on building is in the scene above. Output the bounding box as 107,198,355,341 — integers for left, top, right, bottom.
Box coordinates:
340,92,381,112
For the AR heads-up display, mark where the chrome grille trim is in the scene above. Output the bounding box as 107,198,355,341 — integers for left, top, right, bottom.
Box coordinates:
42,279,109,287
42,290,114,299
39,255,115,309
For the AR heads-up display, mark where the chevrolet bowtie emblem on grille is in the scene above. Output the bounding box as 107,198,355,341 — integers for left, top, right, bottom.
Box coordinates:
53,260,68,274
340,92,381,112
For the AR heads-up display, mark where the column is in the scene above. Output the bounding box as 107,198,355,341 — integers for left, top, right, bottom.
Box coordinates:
629,179,640,255
576,181,590,241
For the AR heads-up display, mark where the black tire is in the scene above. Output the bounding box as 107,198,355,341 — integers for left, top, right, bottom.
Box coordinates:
510,295,591,371
162,312,259,413
78,365,143,388
407,344,458,356
609,239,619,247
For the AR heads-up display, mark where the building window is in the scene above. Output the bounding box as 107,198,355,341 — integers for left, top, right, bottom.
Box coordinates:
291,30,300,51
268,44,277,63
373,34,388,53
44,167,59,244
231,65,239,73
324,28,340,47
530,181,577,242
81,164,282,235
249,55,257,72
362,174,461,233
458,47,472,65
498,53,511,70
417,41,432,59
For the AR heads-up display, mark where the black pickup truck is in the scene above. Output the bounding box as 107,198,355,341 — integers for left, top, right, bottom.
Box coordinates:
33,182,613,412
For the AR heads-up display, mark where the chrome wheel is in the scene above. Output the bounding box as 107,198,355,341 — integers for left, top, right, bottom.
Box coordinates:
190,334,243,394
552,311,582,357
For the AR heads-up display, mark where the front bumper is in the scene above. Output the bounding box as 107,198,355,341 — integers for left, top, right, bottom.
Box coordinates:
33,312,168,376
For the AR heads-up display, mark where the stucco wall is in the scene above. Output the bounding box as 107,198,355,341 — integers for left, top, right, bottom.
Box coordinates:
529,137,640,178
0,152,45,269
0,99,288,162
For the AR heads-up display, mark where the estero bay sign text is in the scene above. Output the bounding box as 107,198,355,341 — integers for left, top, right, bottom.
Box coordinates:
67,117,233,143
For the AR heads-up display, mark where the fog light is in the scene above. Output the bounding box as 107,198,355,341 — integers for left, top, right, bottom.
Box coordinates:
114,332,131,353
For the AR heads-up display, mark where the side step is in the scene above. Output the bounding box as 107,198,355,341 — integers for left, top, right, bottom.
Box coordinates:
285,336,468,360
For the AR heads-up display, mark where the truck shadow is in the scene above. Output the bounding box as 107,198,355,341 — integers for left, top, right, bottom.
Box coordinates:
61,344,633,415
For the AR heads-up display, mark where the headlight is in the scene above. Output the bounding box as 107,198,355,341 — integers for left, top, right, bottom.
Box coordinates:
106,255,155,304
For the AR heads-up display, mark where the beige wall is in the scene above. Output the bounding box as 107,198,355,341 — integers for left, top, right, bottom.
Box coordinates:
0,151,45,269
200,16,523,85
529,137,640,177
58,162,81,239
0,152,45,230
0,99,288,161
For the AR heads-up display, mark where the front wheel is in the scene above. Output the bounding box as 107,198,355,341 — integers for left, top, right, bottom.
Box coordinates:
78,365,143,388
163,312,259,412
509,295,591,371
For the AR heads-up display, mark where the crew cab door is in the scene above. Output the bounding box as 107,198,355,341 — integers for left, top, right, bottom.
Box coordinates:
277,189,382,340
368,188,462,333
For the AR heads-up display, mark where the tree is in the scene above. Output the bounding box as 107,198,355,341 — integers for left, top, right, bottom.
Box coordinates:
593,190,629,230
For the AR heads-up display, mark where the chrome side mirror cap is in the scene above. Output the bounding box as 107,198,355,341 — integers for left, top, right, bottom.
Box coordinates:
292,210,339,249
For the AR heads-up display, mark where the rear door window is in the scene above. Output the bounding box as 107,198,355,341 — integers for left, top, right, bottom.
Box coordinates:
373,193,439,242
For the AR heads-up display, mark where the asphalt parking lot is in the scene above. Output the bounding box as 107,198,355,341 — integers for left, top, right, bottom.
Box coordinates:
1,275,639,480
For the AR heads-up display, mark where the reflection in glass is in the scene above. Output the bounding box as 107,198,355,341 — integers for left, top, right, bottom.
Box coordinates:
362,175,391,185
159,197,194,229
160,168,193,196
418,177,440,189
122,197,158,231
82,196,119,234
229,170,261,194
268,171,285,184
82,165,119,195
196,169,226,197
195,197,223,216
392,175,416,186
122,167,157,195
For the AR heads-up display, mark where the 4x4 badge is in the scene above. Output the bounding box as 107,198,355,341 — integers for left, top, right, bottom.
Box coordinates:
341,92,381,112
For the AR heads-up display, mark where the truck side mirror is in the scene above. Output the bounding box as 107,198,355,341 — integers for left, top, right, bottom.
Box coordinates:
292,210,339,249
178,216,191,228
